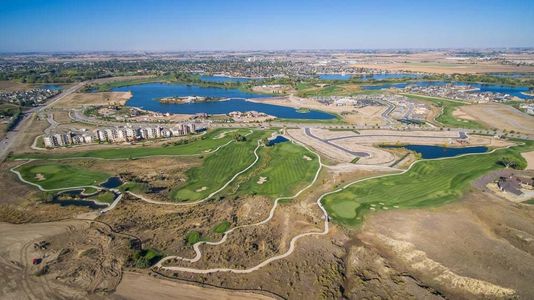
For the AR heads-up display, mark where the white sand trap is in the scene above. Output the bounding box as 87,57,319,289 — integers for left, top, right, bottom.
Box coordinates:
204,149,212,153
196,186,207,192
257,176,268,184
213,129,237,139
35,173,45,181
303,155,312,161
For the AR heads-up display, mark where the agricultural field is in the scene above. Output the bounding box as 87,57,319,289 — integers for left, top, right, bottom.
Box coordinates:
403,93,485,129
15,161,110,190
170,130,269,201
12,129,247,160
237,141,319,198
323,141,533,226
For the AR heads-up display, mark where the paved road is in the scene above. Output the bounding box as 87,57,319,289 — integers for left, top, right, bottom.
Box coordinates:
0,82,84,160
304,127,370,157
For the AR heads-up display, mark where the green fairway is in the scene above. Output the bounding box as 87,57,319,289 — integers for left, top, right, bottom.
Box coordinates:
403,94,484,129
16,162,110,190
323,142,533,226
93,190,116,204
170,130,269,202
238,141,319,198
212,220,231,233
185,231,202,245
12,129,245,160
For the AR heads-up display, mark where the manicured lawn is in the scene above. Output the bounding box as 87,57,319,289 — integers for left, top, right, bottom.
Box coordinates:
93,191,116,204
170,130,270,202
238,141,319,198
185,231,202,245
212,220,230,233
323,141,533,226
13,129,245,160
403,94,484,129
17,162,110,190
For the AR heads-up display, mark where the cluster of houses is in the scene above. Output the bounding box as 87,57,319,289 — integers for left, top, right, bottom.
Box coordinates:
401,84,513,103
497,174,534,196
0,87,61,106
43,123,202,148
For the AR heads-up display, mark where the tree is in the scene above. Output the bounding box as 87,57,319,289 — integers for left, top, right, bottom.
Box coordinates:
497,156,523,169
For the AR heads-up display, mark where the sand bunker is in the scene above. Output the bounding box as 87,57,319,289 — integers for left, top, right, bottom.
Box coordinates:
196,186,207,192
257,176,268,184
35,173,45,181
521,151,534,170
303,155,312,161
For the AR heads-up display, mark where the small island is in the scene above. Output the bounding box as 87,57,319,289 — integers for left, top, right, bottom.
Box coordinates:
158,96,225,104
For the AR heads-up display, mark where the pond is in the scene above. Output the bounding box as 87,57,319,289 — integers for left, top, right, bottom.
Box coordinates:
267,135,289,146
52,190,109,209
100,176,123,189
383,144,489,159
114,83,336,120
362,81,533,99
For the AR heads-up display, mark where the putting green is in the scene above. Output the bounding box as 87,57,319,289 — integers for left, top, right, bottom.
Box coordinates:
238,141,319,198
17,162,110,190
170,130,270,202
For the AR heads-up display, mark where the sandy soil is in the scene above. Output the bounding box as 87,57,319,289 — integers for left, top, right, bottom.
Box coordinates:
452,108,477,121
0,80,35,91
50,91,132,108
458,103,534,135
357,189,534,299
248,96,387,126
522,151,534,170
114,271,274,300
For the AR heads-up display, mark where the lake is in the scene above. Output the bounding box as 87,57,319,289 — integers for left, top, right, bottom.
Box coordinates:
319,73,421,81
114,83,336,120
384,144,488,159
200,75,254,83
362,80,533,99
41,84,63,91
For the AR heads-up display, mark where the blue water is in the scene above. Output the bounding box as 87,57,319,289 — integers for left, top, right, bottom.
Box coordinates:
319,74,353,80
114,83,336,119
362,80,533,99
319,73,421,81
267,135,289,146
200,75,253,83
41,84,62,91
384,144,488,159
52,190,108,209
100,176,123,189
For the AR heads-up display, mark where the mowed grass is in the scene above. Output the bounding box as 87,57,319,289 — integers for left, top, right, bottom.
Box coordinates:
403,94,484,129
17,162,110,190
238,141,319,198
170,130,270,202
12,129,244,160
323,142,533,226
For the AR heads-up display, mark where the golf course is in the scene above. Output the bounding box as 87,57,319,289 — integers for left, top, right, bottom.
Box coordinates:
15,161,110,190
323,141,533,226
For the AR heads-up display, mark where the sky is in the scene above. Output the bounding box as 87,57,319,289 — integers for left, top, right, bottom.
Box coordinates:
0,0,533,52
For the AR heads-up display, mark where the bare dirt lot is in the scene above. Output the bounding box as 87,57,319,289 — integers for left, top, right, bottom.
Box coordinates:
114,271,275,300
249,96,388,126
458,103,534,135
50,92,132,108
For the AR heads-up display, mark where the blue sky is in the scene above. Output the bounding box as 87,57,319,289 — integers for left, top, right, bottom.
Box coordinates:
1,0,533,52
